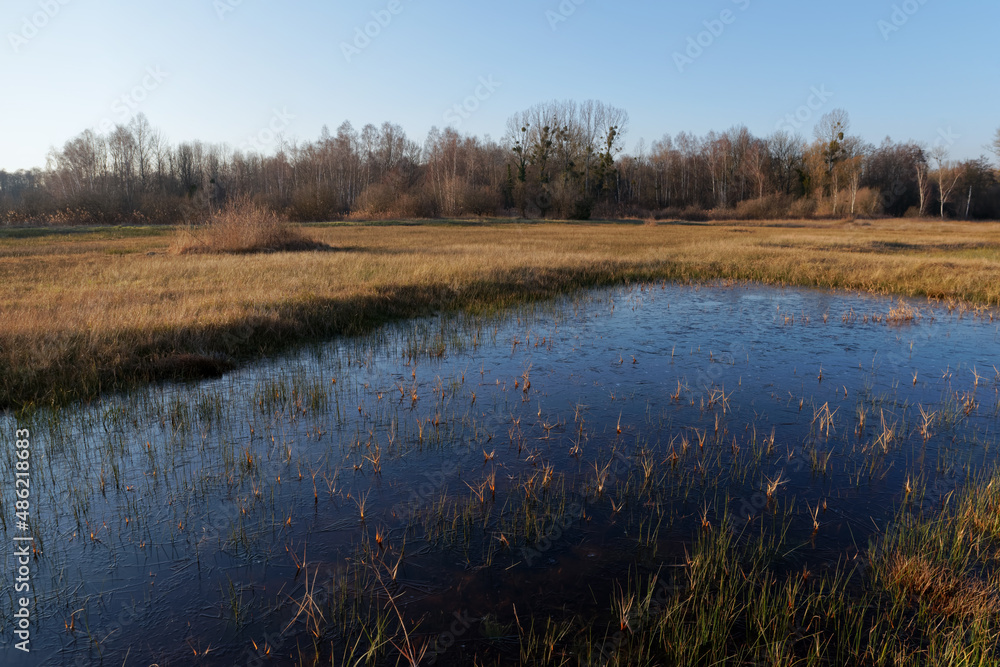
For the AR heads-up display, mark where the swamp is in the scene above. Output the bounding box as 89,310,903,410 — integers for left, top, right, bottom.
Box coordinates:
2,275,999,665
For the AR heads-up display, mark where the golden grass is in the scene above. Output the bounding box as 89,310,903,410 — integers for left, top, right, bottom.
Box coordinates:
887,298,918,324
171,198,318,254
885,554,999,618
1,218,999,407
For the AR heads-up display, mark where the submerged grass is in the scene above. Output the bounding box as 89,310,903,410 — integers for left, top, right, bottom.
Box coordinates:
300,469,1000,666
2,218,1000,407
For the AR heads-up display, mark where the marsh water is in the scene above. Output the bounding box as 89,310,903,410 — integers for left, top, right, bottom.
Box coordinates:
2,282,998,665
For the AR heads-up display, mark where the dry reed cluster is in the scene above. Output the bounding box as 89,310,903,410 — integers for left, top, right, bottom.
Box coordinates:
171,198,318,254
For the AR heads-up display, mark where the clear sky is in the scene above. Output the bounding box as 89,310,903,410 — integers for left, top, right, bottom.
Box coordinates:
2,0,998,170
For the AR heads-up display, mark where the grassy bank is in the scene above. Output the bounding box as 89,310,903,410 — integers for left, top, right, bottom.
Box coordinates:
2,218,999,408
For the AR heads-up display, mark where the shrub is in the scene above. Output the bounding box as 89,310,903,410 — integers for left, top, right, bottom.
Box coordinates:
568,198,594,221
396,189,440,219
852,187,882,218
288,185,343,222
787,196,817,219
352,183,397,219
711,195,795,221
171,197,316,254
460,185,500,217
138,192,186,224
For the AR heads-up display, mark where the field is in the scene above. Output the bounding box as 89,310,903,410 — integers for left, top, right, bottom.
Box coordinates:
2,218,999,409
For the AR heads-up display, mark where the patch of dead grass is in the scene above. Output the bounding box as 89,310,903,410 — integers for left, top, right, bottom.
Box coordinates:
886,554,999,619
170,198,323,254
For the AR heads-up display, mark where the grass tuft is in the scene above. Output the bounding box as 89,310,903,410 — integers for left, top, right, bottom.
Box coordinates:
885,554,999,618
171,198,321,254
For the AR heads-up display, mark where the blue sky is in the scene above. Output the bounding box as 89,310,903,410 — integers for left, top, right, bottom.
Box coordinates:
2,0,997,170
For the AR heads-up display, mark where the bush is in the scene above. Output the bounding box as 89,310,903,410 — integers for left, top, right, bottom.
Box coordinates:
138,192,186,224
652,206,710,222
288,185,343,222
568,198,594,221
352,183,395,219
396,189,440,219
352,183,403,219
851,187,882,218
352,183,442,220
460,185,500,217
787,197,817,220
711,195,793,221
171,197,316,254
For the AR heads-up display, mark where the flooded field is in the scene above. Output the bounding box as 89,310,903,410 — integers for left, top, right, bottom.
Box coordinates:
2,281,999,666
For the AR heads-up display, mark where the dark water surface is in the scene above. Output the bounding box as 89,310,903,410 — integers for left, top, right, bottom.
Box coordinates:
2,282,998,665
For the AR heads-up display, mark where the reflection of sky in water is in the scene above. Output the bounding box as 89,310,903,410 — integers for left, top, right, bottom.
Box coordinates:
4,282,998,666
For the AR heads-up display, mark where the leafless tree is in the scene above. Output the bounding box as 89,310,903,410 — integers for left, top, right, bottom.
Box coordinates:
11,102,1000,225
768,131,804,196
841,138,872,217
813,109,851,215
930,145,964,219
744,137,771,199
915,161,931,217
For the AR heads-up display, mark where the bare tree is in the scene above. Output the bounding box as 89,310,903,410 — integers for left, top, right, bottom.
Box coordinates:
841,138,871,217
930,145,963,219
992,128,1000,170
703,131,729,207
744,137,771,199
129,113,157,194
813,109,851,215
915,161,931,217
863,138,924,217
503,100,628,216
768,131,804,196
48,129,106,199
108,124,138,210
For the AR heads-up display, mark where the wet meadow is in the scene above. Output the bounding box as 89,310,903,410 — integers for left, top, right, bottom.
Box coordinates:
3,276,1000,666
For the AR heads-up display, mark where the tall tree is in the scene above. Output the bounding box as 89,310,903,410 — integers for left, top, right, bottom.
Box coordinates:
767,131,804,196
915,160,931,217
108,124,137,211
954,157,997,219
744,137,771,199
813,109,851,215
992,128,1000,172
841,138,872,217
863,139,923,217
930,145,964,219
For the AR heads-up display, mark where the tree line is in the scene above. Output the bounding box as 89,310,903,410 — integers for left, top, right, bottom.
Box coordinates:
3,101,999,224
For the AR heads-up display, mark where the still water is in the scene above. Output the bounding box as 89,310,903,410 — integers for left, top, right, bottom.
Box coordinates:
2,281,997,665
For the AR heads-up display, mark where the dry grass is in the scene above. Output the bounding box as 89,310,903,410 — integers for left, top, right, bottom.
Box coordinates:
171,198,320,254
1,218,1000,407
885,554,999,618
886,298,918,324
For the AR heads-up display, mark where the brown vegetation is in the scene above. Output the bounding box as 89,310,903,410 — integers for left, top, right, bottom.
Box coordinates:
1,218,999,407
170,198,321,254
885,554,998,618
